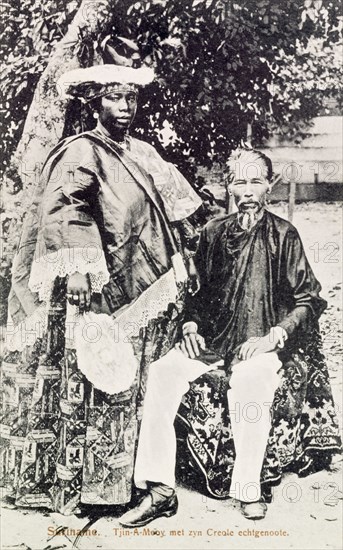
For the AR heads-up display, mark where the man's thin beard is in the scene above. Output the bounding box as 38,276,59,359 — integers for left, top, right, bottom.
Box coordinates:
237,210,259,231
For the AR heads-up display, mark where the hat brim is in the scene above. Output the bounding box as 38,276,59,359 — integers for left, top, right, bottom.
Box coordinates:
57,64,155,100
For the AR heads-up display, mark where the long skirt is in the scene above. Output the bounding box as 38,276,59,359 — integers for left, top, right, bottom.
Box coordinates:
0,279,183,514
176,335,342,498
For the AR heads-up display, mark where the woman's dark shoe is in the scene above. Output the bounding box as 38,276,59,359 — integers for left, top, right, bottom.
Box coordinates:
119,489,178,528
241,501,267,520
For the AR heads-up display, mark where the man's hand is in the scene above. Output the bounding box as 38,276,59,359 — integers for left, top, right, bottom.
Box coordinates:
176,321,206,359
238,334,279,361
67,272,91,311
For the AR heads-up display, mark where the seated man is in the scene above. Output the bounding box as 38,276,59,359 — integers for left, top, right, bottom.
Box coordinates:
119,148,341,526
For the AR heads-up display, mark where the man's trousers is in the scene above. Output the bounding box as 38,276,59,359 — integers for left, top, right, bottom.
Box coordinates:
134,349,281,502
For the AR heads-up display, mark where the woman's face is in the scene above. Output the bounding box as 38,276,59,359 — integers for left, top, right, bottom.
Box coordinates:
98,90,137,132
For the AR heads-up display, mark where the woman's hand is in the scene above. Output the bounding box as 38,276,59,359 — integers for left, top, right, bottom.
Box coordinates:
67,272,91,311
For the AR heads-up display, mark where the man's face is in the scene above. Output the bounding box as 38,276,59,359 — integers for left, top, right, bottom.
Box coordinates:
98,90,137,132
229,158,271,214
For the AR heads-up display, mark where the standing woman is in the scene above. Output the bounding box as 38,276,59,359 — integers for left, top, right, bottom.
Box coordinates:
0,38,201,515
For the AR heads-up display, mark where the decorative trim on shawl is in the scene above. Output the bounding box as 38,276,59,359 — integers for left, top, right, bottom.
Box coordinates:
68,253,188,394
7,253,187,370
124,135,203,222
28,247,110,302
112,252,187,335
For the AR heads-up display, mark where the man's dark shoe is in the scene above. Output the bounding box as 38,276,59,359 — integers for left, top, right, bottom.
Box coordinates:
119,490,178,528
241,500,267,520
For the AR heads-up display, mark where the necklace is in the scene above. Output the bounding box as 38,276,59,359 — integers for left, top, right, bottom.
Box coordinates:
95,125,131,150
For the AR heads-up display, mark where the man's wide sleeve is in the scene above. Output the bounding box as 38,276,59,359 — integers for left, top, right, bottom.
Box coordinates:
277,228,327,339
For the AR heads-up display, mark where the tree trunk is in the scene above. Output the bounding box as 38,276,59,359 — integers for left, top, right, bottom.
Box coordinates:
12,0,114,209
1,0,115,325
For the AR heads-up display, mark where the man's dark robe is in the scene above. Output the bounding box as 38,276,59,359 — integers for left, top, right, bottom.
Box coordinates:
177,210,341,498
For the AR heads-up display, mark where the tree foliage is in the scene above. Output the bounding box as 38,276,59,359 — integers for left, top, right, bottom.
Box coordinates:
0,0,342,321
1,0,342,176
0,0,78,172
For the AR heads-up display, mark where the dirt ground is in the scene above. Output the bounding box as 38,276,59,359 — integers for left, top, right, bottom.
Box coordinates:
1,201,342,550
